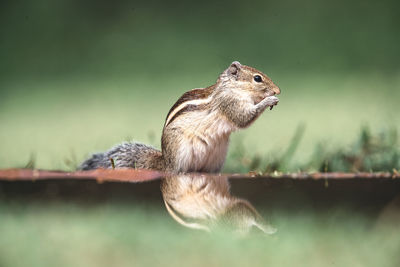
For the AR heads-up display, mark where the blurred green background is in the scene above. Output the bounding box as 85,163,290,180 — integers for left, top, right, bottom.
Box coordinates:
1,0,399,171
0,201,398,267
1,1,400,265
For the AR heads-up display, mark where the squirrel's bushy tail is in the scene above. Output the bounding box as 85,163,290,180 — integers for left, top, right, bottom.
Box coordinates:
79,152,110,170
78,142,162,170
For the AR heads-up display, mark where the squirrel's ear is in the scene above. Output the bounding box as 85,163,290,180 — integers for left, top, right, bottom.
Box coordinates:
226,61,242,77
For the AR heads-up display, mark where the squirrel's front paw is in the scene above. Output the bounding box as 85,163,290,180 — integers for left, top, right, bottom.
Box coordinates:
264,96,279,110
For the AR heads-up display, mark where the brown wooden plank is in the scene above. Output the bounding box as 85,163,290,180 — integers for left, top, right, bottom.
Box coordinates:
0,168,398,182
0,168,163,183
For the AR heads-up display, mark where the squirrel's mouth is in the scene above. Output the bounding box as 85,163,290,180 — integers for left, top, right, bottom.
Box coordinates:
263,86,281,96
254,91,278,105
264,90,276,97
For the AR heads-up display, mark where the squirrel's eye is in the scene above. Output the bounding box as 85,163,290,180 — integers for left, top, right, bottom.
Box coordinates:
253,75,262,83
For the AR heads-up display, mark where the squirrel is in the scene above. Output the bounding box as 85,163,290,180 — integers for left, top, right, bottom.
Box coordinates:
161,173,277,234
79,61,280,172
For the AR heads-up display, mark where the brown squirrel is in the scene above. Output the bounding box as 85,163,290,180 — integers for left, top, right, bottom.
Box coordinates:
161,173,277,234
79,61,280,172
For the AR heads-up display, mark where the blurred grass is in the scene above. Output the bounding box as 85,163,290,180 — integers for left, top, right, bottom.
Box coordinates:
229,125,400,173
1,73,398,171
0,201,399,267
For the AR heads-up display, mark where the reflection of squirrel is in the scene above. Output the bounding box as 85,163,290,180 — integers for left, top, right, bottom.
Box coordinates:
161,174,277,234
79,61,280,172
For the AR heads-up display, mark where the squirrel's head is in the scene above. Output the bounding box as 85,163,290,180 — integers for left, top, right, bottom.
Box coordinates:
218,61,281,104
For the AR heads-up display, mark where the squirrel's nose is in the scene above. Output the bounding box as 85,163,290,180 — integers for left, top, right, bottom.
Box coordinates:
272,85,281,95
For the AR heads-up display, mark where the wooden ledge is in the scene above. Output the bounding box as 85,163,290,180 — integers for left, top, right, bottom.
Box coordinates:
0,168,398,183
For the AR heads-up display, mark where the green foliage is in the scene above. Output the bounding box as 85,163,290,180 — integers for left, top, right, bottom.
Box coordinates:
311,127,400,172
226,126,400,173
223,135,263,173
265,124,306,173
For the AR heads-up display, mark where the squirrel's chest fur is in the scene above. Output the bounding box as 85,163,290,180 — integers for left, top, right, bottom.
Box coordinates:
164,109,236,172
